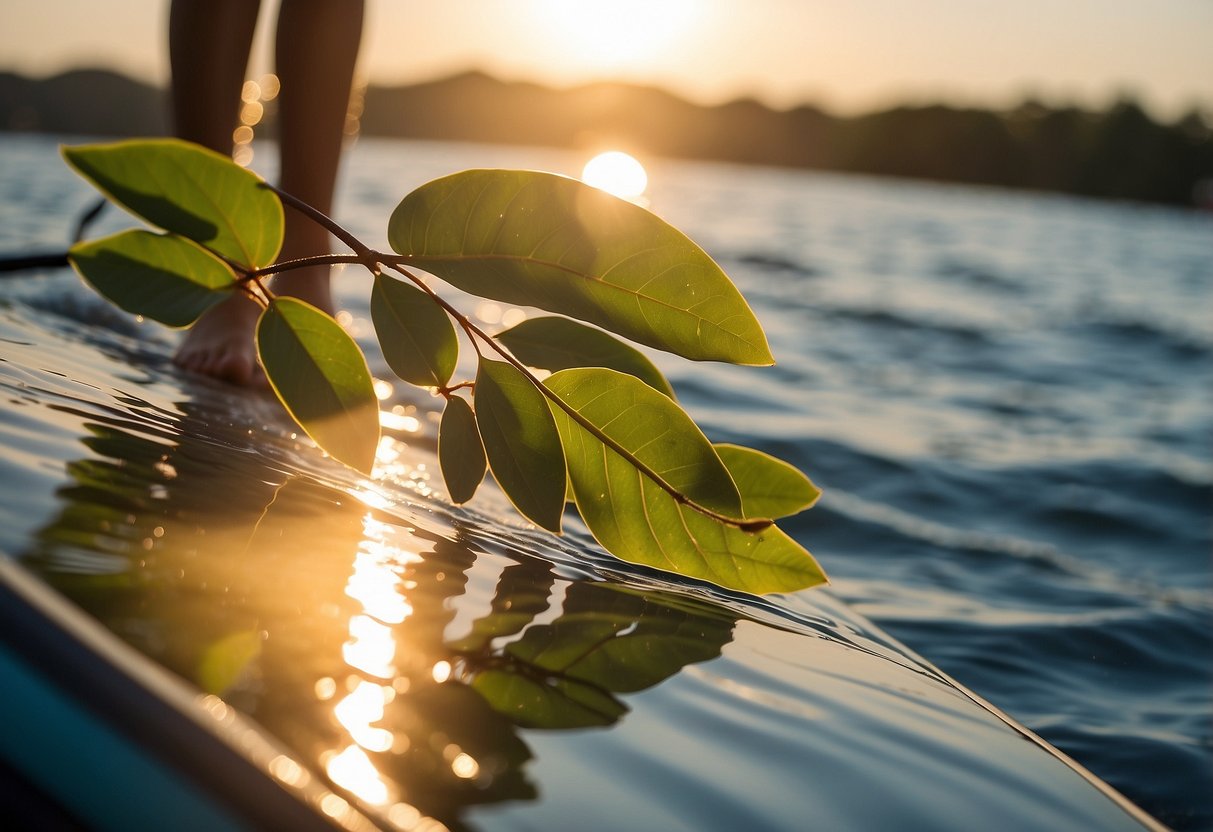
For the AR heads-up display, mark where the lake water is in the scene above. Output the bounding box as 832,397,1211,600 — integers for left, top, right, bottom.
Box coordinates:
1,133,1209,829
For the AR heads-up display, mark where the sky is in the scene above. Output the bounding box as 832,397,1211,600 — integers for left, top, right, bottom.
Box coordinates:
1,0,1211,118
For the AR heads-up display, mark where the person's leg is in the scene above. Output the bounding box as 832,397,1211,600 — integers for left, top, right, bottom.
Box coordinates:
172,0,364,385
271,0,365,314
169,0,266,384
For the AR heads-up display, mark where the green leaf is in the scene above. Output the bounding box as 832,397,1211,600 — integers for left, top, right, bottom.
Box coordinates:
715,443,822,519
497,316,675,398
371,273,458,388
544,368,742,518
439,395,487,504
62,138,283,269
256,298,379,474
547,372,826,594
67,229,235,327
469,574,736,728
387,169,772,365
474,358,566,532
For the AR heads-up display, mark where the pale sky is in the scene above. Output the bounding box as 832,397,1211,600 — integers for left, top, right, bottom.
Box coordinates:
2,0,1210,117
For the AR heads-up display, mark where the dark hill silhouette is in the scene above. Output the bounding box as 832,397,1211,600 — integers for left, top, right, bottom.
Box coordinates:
0,69,166,136
2,68,1210,206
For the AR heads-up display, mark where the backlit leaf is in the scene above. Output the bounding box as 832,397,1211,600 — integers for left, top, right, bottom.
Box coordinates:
256,298,379,474
387,169,773,365
68,229,234,327
497,316,675,398
63,138,283,268
439,395,486,504
715,443,822,519
544,368,741,518
371,273,458,388
474,358,566,532
547,372,827,594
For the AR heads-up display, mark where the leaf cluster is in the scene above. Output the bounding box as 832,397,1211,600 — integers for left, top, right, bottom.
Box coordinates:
63,139,826,595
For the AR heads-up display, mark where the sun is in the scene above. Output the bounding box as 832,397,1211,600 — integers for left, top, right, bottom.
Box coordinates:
581,151,648,200
537,0,698,69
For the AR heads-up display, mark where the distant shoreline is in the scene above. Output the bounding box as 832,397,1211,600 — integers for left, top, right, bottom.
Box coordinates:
2,67,1210,207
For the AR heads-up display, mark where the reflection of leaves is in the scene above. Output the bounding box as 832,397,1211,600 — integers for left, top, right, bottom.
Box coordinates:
22,408,746,829
507,583,734,693
463,582,735,730
473,670,626,729
447,562,554,654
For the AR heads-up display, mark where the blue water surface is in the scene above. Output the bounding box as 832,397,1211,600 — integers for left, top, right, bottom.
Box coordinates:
1,133,1210,829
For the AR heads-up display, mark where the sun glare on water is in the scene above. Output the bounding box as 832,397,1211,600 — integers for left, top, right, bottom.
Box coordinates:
582,151,648,200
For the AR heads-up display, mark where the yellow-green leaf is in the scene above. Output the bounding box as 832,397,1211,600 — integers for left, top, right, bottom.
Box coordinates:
715,443,822,519
387,169,772,365
544,368,741,518
547,371,826,594
439,395,486,504
497,316,675,398
256,298,379,474
474,358,566,532
371,273,458,388
68,229,235,328
63,138,283,269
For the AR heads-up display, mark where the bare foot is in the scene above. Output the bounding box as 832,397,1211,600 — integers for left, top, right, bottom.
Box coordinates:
173,263,335,386
173,292,264,385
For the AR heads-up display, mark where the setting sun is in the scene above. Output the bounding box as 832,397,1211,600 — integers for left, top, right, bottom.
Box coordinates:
581,151,648,200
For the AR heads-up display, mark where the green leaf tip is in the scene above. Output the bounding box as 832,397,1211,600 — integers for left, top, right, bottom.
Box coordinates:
715,443,822,520
256,297,380,474
387,169,774,365
545,367,825,594
62,138,283,269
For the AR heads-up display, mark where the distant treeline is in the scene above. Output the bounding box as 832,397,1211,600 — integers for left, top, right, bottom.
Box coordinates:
3,68,1211,206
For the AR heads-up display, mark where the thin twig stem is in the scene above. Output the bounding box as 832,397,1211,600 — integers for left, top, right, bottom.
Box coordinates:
248,253,365,279
262,183,378,265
